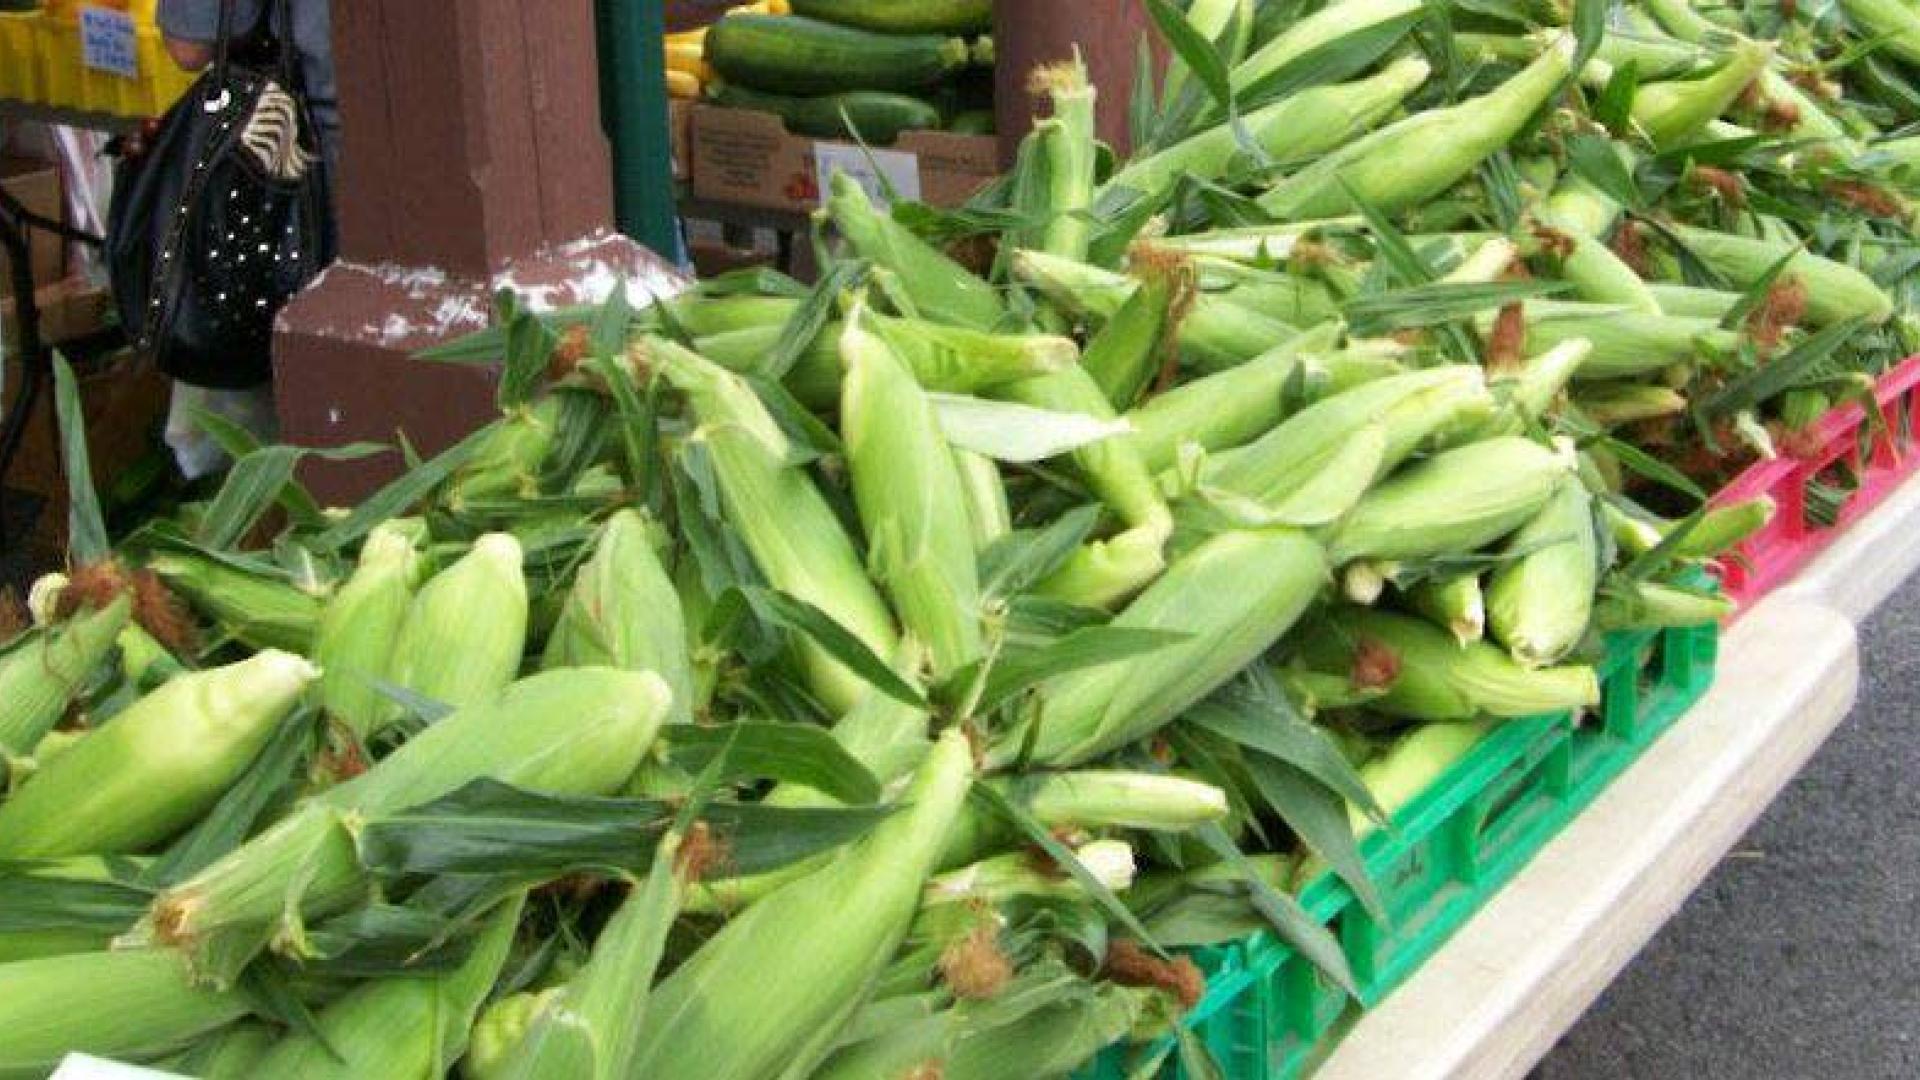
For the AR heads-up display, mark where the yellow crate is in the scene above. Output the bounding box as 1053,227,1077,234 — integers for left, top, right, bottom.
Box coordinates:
0,13,46,105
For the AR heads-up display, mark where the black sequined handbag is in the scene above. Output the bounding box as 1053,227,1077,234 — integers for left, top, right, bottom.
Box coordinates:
106,0,333,390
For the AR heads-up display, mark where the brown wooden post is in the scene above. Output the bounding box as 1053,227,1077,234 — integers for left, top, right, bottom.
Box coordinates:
274,0,682,504
992,0,1161,167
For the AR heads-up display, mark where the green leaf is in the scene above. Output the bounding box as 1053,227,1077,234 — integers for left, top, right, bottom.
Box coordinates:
142,709,319,887
1571,0,1610,77
1185,691,1383,824
929,394,1131,463
665,722,883,804
1565,133,1642,212
1701,317,1869,419
497,292,562,410
313,425,493,552
0,865,150,935
302,904,474,978
1194,822,1358,998
765,260,869,382
979,627,1190,714
1342,280,1569,336
978,505,1102,601
589,278,640,357
1717,245,1802,332
357,780,893,878
1237,8,1424,109
196,442,387,550
1240,754,1386,923
1130,34,1158,154
1595,60,1641,133
1480,150,1524,233
1344,181,1436,286
753,589,928,709
1143,0,1236,118
50,355,109,565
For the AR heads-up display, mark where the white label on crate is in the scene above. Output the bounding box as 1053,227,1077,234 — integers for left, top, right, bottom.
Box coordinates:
812,143,921,209
80,7,140,79
51,1055,186,1080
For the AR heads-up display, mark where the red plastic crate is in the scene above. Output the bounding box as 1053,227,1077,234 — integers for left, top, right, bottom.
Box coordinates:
1711,353,1920,612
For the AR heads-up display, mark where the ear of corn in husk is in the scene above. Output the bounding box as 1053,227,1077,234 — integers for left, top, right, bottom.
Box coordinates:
1302,607,1600,720
939,770,1230,868
625,726,975,1080
1000,366,1172,537
313,522,422,737
1031,57,1098,263
1257,36,1575,220
1407,572,1487,645
1473,302,1739,381
383,532,529,726
1007,527,1328,767
145,552,324,654
0,948,246,1076
1329,436,1572,563
1031,525,1171,611
250,893,524,1078
1125,321,1340,473
1078,250,1191,411
1486,481,1599,667
0,649,316,859
446,396,565,510
1595,580,1735,629
542,510,694,724
952,449,1012,552
655,338,899,714
842,301,988,679
827,172,1004,331
1631,40,1772,148
1666,224,1896,326
1230,0,1422,98
0,592,130,756
927,839,1136,906
139,668,671,986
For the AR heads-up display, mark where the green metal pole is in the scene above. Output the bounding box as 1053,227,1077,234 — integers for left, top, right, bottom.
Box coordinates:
598,0,683,262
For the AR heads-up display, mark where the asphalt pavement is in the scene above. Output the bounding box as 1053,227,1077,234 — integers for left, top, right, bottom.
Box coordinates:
1538,585,1920,1080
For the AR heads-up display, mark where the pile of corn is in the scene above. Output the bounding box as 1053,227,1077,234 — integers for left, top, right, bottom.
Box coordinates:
8,0,1916,1075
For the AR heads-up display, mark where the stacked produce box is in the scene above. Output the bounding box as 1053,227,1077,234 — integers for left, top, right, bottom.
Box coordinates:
4,0,1919,1077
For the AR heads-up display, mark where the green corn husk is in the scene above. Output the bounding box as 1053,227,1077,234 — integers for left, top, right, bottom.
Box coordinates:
146,552,324,654
952,449,1012,552
1667,225,1896,326
166,1022,276,1080
468,991,559,1080
1344,720,1490,835
1669,497,1776,558
1033,59,1098,262
1595,580,1735,629
1161,0,1252,107
1104,59,1431,203
1010,250,1297,372
627,727,975,1080
843,303,987,678
655,339,899,714
827,172,1003,331
1780,389,1833,432
542,510,694,724
313,522,421,736
927,839,1135,906
0,593,130,756
1230,0,1422,98
1487,481,1598,667
1150,220,1359,262
141,668,672,986
1537,177,1662,314
939,770,1229,867
710,318,1080,412
1031,525,1171,610
1407,572,1487,645
1002,366,1172,537
0,855,148,963
1578,383,1690,425
1841,0,1920,67
1201,366,1489,522
1487,339,1592,430
118,621,185,689
1006,527,1328,767
815,984,1153,1080
1631,40,1772,148
1475,302,1740,381
250,895,524,1078
0,649,317,859
1080,253,1190,411
0,949,247,1077
385,532,529,722
1125,321,1340,473
1647,283,1740,319
1256,37,1575,221
1329,437,1572,563
661,295,802,337
1305,607,1600,720
446,396,564,509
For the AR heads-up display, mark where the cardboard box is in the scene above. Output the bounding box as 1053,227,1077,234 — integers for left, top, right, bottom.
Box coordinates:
0,157,66,300
669,97,693,183
2,277,115,351
690,102,998,213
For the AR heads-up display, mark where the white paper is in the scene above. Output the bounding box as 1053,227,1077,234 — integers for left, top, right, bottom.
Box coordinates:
79,7,140,78
812,143,921,209
51,1055,185,1080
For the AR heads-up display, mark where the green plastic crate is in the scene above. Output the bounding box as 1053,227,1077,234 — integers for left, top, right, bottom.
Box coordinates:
1080,613,1719,1080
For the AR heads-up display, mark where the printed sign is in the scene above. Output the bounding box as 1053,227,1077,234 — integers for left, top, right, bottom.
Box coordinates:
80,6,140,79
811,142,922,209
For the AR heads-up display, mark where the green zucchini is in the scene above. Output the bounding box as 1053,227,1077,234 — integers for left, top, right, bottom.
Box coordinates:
709,83,944,142
947,109,997,136
707,14,971,96
790,0,992,34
